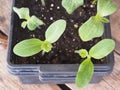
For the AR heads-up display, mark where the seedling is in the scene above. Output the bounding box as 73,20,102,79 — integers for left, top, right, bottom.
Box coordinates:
13,19,66,57
41,0,45,6
79,0,117,41
62,0,84,14
13,7,44,31
75,39,115,87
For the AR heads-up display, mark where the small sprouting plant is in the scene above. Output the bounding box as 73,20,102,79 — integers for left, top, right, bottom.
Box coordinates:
41,0,46,6
75,39,115,87
13,7,44,31
79,0,117,41
62,0,84,14
13,19,66,57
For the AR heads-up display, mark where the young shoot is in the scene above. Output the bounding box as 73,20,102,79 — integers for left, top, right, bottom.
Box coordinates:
75,39,115,87
13,19,66,57
79,0,117,41
92,0,97,4
41,0,46,6
62,0,84,14
13,7,44,31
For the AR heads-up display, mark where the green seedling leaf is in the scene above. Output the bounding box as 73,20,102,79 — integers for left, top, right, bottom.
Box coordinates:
89,39,115,59
75,49,88,58
13,38,42,57
41,41,52,52
27,16,44,30
97,0,117,16
13,7,30,20
75,39,115,88
79,16,104,41
13,7,44,31
41,0,46,6
76,58,94,87
62,0,84,14
45,19,66,43
21,21,27,28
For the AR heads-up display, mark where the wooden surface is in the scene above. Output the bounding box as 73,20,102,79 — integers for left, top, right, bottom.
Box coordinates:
0,0,11,36
0,0,120,90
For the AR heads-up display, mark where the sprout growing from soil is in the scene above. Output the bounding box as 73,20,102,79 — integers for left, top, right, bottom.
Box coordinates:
92,0,97,4
79,0,117,41
13,19,66,57
75,39,115,87
13,7,44,31
62,0,84,14
41,0,46,6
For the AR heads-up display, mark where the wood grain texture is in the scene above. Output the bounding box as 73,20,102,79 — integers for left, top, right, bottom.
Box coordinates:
0,0,120,90
0,32,8,49
0,0,12,36
111,0,120,54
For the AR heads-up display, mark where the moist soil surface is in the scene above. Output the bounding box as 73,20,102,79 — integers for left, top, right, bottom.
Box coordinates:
10,0,107,64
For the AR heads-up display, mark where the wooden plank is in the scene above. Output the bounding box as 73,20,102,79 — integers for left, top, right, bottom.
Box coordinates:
0,32,8,49
0,0,12,36
111,0,120,54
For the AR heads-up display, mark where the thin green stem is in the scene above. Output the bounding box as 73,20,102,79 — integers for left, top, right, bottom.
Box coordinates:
87,55,91,60
41,0,45,6
92,0,97,4
42,51,45,56
95,13,103,21
75,50,80,54
26,16,31,20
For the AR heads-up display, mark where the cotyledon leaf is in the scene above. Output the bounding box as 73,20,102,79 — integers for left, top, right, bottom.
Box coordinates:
13,7,30,20
76,58,94,87
97,0,117,16
27,15,44,30
62,0,84,14
79,16,104,41
45,19,66,43
13,38,43,57
89,39,115,59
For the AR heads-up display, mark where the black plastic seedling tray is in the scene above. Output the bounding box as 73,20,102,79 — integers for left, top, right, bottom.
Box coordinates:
18,74,105,84
7,0,114,84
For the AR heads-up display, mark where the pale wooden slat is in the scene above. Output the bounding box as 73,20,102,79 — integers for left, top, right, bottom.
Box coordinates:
0,0,12,36
0,32,8,49
111,0,120,54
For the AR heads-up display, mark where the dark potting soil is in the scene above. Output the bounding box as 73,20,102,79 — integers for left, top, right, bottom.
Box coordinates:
10,0,107,64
